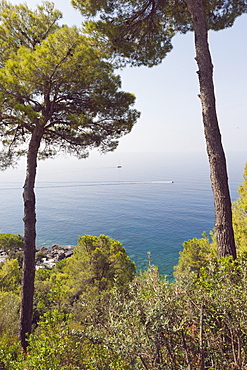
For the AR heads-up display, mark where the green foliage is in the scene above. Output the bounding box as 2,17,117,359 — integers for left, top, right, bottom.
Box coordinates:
0,233,23,252
0,1,61,61
33,235,136,324
66,234,136,292
183,256,247,369
98,266,180,369
175,162,247,274
232,162,247,252
3,163,247,366
0,310,133,369
0,259,21,335
0,291,20,335
0,333,23,369
0,234,137,367
0,258,21,292
19,310,83,369
3,259,247,368
174,232,217,279
81,259,247,369
0,1,139,348
0,5,140,168
72,0,247,67
236,163,247,211
0,233,24,265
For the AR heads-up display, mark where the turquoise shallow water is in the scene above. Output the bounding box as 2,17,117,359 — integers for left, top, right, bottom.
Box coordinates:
0,151,246,280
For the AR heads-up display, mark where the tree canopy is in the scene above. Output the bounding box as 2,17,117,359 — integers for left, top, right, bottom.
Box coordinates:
34,234,136,323
72,0,247,259
0,1,62,64
0,233,23,251
64,234,136,292
72,0,247,67
0,23,139,168
0,0,140,349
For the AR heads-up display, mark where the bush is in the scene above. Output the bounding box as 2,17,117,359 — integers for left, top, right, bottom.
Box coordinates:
0,291,20,335
0,259,21,292
0,234,24,252
174,232,217,280
0,333,23,369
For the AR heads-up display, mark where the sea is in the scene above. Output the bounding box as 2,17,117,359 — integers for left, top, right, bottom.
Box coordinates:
0,151,246,280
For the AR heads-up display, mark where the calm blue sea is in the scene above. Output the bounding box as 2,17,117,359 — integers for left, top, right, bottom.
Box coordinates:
0,151,246,280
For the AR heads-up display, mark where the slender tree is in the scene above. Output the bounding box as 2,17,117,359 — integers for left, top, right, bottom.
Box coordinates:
72,0,247,259
0,1,139,349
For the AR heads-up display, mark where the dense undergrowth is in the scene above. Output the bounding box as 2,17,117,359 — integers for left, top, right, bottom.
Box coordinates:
1,163,247,369
2,257,247,369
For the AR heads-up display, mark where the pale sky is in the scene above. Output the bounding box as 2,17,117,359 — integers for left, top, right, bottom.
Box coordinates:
9,0,247,153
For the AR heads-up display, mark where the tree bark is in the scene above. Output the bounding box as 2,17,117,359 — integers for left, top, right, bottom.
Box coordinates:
184,0,236,259
19,124,43,350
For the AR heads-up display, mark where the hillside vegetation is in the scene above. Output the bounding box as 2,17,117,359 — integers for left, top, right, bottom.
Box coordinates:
1,164,247,369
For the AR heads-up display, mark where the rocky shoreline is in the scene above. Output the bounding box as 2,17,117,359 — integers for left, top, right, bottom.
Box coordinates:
0,244,75,269
36,244,75,269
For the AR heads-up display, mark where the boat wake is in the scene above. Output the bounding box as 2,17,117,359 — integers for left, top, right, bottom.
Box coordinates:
35,180,174,189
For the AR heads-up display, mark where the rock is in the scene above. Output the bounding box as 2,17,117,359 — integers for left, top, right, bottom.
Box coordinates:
35,244,75,269
57,252,65,261
40,247,48,253
65,250,73,258
0,243,75,269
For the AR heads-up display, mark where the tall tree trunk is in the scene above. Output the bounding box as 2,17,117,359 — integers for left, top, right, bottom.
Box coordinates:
184,0,236,259
19,124,43,350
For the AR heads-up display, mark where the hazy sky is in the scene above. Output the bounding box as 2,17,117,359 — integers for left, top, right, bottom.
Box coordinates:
10,0,247,153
